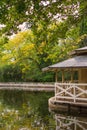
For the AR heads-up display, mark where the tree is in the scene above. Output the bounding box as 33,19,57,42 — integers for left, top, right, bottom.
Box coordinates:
0,0,81,35
0,0,87,81
0,20,79,82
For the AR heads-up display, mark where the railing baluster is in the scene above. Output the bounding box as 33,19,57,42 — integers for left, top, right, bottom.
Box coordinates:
73,85,76,103
55,83,87,104
55,83,56,101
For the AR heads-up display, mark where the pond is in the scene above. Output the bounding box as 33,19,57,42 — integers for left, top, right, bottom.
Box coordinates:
0,90,87,130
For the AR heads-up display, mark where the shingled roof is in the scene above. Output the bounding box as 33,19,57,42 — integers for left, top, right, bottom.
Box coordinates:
71,46,87,55
42,46,87,71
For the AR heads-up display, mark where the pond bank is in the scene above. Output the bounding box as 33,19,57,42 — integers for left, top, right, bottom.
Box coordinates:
0,82,55,92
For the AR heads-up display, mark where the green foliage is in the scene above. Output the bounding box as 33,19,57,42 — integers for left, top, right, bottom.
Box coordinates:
0,20,79,82
0,0,81,35
0,0,87,82
0,64,22,82
77,34,87,47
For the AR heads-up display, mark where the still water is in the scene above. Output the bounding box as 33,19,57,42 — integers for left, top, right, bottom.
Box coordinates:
0,90,87,130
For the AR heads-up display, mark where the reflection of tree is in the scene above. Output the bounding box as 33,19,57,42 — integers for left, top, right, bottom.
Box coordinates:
0,91,55,129
55,114,87,130
1,90,25,108
29,92,54,127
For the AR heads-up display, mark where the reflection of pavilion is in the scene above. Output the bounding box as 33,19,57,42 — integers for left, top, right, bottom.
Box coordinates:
42,46,87,112
55,114,87,130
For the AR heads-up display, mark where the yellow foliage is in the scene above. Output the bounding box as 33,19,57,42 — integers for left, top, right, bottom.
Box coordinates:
10,30,33,44
4,30,34,51
1,54,12,62
21,43,35,56
48,22,59,30
38,41,46,54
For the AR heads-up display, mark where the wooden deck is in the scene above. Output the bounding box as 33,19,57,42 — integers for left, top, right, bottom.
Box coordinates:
49,97,87,114
0,82,54,92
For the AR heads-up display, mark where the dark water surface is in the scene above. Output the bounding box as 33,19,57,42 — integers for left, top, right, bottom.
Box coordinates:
0,90,87,130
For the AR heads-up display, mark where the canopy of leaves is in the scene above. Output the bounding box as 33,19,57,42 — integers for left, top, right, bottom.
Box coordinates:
0,20,79,82
0,0,84,35
0,0,87,82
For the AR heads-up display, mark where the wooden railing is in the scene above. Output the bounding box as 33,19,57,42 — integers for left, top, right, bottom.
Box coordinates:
55,83,87,103
0,83,54,92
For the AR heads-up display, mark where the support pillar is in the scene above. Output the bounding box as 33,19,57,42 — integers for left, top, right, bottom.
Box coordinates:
71,70,74,83
62,70,64,83
55,70,58,82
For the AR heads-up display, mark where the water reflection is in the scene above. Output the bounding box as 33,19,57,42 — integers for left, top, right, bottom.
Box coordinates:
55,114,87,130
0,90,87,130
0,90,55,130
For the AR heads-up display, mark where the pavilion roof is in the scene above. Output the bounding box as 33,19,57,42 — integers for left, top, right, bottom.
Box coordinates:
42,55,87,71
71,46,87,55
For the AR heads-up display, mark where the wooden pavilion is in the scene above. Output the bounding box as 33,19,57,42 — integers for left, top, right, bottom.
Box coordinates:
42,46,87,112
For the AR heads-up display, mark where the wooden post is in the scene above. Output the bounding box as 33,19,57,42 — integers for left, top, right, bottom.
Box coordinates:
55,70,58,82
71,70,74,95
71,70,74,83
62,70,64,83
62,70,65,96
78,69,87,98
